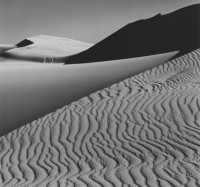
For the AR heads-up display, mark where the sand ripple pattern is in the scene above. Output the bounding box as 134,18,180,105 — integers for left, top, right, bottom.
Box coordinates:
1,49,200,187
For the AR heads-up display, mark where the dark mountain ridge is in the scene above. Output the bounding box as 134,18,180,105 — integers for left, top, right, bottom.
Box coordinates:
66,3,200,64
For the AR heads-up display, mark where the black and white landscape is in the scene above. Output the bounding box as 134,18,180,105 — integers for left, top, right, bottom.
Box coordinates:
0,1,200,187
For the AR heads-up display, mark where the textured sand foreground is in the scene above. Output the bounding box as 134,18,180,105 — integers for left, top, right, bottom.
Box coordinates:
1,49,200,186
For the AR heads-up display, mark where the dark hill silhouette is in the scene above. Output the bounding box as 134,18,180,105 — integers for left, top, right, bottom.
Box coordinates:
66,4,200,64
16,39,33,48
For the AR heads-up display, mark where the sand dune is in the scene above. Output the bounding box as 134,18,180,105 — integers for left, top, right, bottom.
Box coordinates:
0,49,200,186
0,51,177,137
67,3,200,64
1,35,92,63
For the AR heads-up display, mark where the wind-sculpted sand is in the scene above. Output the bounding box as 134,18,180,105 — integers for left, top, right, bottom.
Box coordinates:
1,49,200,186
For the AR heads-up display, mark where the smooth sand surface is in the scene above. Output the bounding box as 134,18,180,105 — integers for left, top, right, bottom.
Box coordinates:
0,51,177,137
1,35,92,63
1,49,200,186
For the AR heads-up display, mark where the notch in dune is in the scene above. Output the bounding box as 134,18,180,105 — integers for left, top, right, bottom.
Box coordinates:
66,3,200,64
0,44,17,55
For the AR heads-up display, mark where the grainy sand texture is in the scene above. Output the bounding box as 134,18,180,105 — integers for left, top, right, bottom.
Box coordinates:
0,49,200,186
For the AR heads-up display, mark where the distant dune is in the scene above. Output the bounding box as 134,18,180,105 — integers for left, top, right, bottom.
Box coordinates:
0,51,177,137
1,35,92,63
0,49,200,186
66,3,200,64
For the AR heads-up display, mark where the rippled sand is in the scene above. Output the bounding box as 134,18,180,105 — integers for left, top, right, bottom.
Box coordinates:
0,49,200,186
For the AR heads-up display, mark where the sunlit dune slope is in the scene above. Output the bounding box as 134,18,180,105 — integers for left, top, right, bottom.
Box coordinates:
1,35,92,63
0,51,177,137
0,49,200,186
66,3,200,64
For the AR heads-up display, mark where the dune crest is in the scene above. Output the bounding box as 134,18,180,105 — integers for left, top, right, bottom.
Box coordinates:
0,49,200,186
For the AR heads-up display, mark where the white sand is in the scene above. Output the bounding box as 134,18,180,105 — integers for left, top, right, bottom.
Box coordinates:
0,51,177,137
1,35,92,63
0,49,200,186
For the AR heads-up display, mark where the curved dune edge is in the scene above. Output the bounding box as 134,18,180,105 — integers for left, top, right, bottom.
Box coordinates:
0,51,177,137
1,49,200,186
1,35,93,63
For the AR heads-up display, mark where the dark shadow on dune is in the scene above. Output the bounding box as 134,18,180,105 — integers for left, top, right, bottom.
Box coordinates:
16,39,34,47
66,3,200,64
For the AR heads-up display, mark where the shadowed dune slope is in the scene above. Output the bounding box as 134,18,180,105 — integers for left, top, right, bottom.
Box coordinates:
0,51,177,137
1,35,92,63
66,3,200,64
1,49,200,186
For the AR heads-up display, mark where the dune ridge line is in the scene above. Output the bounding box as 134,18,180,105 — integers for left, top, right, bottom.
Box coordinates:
0,49,200,186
